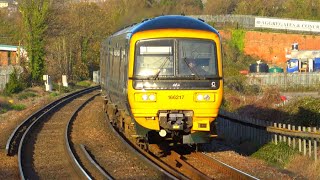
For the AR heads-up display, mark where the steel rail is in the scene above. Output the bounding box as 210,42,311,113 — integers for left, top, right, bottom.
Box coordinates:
196,152,259,180
105,113,183,180
169,151,211,180
80,144,114,180
18,86,100,179
5,86,99,156
65,93,101,180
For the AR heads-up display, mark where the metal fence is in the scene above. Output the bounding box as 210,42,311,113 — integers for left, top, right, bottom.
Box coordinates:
191,15,255,29
246,72,320,88
191,15,320,34
217,110,320,160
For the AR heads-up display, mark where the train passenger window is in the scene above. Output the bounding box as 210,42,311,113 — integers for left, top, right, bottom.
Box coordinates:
134,39,174,77
178,39,217,77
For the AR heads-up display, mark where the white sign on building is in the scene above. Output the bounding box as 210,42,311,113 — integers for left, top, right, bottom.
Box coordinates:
255,17,320,33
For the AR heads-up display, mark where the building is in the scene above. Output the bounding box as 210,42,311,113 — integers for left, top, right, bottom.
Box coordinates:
286,43,320,73
0,44,27,66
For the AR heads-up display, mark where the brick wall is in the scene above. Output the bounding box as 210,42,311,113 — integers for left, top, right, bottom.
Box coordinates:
220,30,320,66
244,31,320,64
0,51,8,66
0,51,19,66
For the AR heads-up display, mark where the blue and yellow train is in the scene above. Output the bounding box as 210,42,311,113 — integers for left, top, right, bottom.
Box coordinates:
100,15,223,148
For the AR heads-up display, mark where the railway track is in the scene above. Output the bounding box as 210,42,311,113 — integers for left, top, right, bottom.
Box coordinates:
5,86,113,179
106,113,260,180
6,86,99,156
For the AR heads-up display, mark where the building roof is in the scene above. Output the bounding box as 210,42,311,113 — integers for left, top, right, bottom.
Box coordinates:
0,44,19,51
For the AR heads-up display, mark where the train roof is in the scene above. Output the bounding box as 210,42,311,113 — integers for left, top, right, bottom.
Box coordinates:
112,15,219,37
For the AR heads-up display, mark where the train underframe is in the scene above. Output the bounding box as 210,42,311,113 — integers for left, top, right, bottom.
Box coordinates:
104,98,217,151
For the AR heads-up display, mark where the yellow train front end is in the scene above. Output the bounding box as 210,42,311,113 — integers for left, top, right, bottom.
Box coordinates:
127,28,223,144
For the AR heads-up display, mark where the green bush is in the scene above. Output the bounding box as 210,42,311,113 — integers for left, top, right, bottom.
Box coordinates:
52,83,73,93
76,80,92,87
3,68,25,96
0,103,26,114
225,76,246,93
281,97,320,126
231,29,246,52
222,38,256,78
252,142,297,168
49,92,59,97
10,104,26,111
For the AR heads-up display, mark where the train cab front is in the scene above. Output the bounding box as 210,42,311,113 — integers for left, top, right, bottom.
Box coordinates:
128,32,223,145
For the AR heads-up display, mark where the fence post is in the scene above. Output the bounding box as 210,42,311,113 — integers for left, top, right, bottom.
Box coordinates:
313,127,318,161
283,124,287,143
279,123,282,142
303,126,307,156
298,126,302,152
308,127,312,157
292,125,296,149
274,123,278,144
288,124,291,147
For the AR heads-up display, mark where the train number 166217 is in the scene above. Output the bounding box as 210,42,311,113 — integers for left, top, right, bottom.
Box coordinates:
168,95,184,99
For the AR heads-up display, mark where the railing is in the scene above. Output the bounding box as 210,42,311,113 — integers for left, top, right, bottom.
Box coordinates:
190,15,320,34
218,109,320,161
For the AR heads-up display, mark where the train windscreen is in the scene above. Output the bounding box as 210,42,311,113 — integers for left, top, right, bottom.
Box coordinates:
134,38,217,78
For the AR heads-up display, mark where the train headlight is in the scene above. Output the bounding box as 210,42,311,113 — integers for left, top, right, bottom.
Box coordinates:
135,93,157,102
194,93,215,102
197,94,204,101
142,94,148,101
149,94,156,101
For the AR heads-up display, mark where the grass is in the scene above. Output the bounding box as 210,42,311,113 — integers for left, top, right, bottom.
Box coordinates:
252,142,298,168
0,103,26,114
17,92,37,100
76,80,92,87
49,92,59,97
10,104,26,111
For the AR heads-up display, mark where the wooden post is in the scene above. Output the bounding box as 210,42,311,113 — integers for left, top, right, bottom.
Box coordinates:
283,124,287,143
298,126,302,152
292,125,296,149
274,123,278,144
313,127,317,161
308,127,312,157
288,124,291,147
303,126,307,156
279,123,282,142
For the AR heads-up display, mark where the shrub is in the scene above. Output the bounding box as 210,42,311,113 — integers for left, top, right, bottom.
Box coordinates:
231,29,245,52
281,97,320,126
52,83,72,93
49,92,59,97
3,68,25,95
76,80,92,87
225,76,246,93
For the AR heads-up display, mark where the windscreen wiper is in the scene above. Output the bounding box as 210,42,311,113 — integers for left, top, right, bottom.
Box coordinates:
182,57,200,79
152,56,170,80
